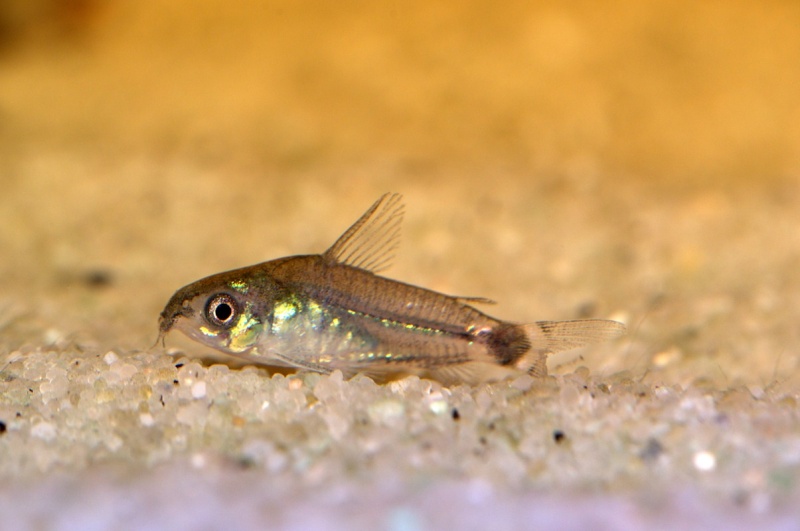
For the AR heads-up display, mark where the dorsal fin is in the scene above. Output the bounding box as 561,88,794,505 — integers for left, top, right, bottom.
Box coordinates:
323,193,405,273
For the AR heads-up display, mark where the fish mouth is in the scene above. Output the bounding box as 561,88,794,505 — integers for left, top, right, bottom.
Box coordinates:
158,308,176,335
153,313,174,349
151,329,167,350
153,296,195,349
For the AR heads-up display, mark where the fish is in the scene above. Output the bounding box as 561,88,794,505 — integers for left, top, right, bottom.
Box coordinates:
158,193,625,384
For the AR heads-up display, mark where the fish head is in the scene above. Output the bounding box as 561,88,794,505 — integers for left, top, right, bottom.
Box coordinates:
157,269,271,355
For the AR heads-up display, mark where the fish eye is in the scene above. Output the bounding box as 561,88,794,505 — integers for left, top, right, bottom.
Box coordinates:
205,294,239,328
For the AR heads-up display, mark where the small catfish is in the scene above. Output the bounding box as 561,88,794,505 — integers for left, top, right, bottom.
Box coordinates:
158,194,625,384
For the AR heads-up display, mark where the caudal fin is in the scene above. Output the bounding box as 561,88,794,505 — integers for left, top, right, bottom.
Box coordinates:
518,319,627,377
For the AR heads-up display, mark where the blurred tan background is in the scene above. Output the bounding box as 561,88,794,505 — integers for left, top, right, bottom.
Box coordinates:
1,0,799,385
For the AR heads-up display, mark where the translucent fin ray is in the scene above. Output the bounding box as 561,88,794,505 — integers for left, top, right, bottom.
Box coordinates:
514,319,626,377
453,296,497,305
427,362,518,385
524,319,626,354
323,193,405,273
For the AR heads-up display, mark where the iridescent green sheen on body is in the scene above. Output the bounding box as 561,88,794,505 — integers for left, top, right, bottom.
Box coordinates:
158,194,626,384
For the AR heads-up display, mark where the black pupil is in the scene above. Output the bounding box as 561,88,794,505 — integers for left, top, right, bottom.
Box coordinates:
215,302,232,321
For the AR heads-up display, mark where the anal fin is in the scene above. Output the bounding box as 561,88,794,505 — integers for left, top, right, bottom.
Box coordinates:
427,362,520,386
